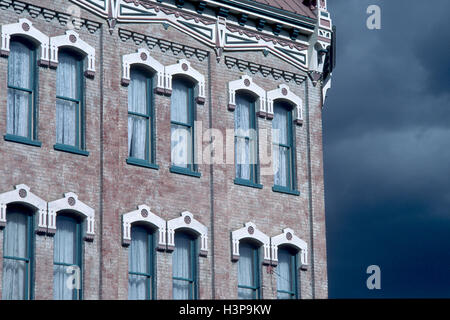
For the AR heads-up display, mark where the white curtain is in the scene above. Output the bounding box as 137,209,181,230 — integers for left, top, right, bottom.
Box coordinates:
235,95,251,180
273,105,289,187
238,242,255,299
173,233,191,300
128,226,149,300
2,207,28,300
171,80,191,168
277,249,293,299
128,70,148,159
7,41,31,138
56,52,78,146
53,216,77,300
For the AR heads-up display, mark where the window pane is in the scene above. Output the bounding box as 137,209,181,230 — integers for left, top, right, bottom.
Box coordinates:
128,274,148,300
274,145,289,187
128,226,150,300
235,136,250,180
238,243,255,288
2,207,29,300
272,105,289,145
235,95,251,131
173,279,190,300
56,52,78,100
7,88,30,137
128,115,147,160
171,80,189,124
171,125,191,168
56,99,77,146
128,70,147,115
277,249,293,299
238,287,254,300
173,233,193,300
8,41,31,89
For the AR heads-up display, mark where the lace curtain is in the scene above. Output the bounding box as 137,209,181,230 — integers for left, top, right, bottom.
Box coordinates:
238,242,256,299
273,105,289,187
277,248,293,299
171,80,191,168
235,95,251,180
128,70,148,160
128,226,149,300
173,232,192,299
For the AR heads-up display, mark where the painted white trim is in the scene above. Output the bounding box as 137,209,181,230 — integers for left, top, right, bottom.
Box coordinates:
167,211,208,256
121,48,165,90
231,222,271,264
49,30,96,73
228,75,267,114
271,228,308,267
0,184,47,232
1,18,50,63
267,84,303,121
48,192,95,239
122,205,167,249
165,59,206,100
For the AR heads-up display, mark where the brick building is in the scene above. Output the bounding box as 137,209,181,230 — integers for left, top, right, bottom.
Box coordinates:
0,0,334,300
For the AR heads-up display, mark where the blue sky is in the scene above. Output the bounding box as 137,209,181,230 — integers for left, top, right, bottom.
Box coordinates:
323,0,450,298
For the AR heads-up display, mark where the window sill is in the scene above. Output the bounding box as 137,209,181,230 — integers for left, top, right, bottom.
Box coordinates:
234,178,263,189
170,166,201,178
126,158,159,170
54,144,89,156
4,134,42,147
272,185,300,196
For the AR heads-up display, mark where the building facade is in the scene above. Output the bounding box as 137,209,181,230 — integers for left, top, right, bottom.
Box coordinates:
0,0,334,300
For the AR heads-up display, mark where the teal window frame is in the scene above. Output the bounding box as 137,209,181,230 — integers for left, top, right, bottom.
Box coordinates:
170,77,200,178
276,247,299,299
272,101,300,196
126,67,157,169
4,37,41,147
53,213,83,300
234,92,262,189
2,204,35,300
128,225,156,300
54,49,88,156
238,242,261,300
172,232,198,300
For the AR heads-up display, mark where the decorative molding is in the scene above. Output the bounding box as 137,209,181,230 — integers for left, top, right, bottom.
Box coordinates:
167,211,208,257
270,228,308,268
0,184,47,234
121,48,165,93
0,18,49,65
231,222,271,265
165,59,206,102
267,84,303,124
122,204,166,250
228,75,266,117
49,30,96,76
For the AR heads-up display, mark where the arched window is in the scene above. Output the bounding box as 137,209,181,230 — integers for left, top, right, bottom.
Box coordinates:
172,231,197,300
128,225,155,300
53,212,82,300
234,92,261,188
170,77,197,176
127,67,154,166
55,50,86,154
238,241,260,300
6,38,38,144
276,246,298,299
2,204,34,300
272,101,298,194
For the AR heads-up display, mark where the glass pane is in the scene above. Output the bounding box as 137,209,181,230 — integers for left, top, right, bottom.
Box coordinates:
274,145,290,187
56,99,77,146
171,80,189,124
128,70,148,115
7,88,30,138
2,260,26,300
53,264,75,300
277,249,293,299
235,95,251,132
173,233,194,300
235,136,251,180
238,243,255,288
129,227,149,274
238,287,254,300
128,115,148,160
56,52,78,100
54,216,77,265
171,125,191,168
128,274,149,300
272,105,289,145
8,41,31,89
173,279,190,300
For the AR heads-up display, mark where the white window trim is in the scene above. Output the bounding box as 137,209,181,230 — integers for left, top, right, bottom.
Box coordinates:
165,59,206,103
49,30,96,76
228,75,267,116
121,48,165,92
0,18,50,65
122,204,167,250
0,184,47,233
271,228,308,269
231,222,271,265
48,192,95,241
167,211,208,257
267,84,303,124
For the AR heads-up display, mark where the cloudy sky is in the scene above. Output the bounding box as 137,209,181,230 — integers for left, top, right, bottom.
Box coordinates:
324,0,450,298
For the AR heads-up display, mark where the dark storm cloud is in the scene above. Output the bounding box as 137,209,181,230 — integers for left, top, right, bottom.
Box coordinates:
323,0,450,298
